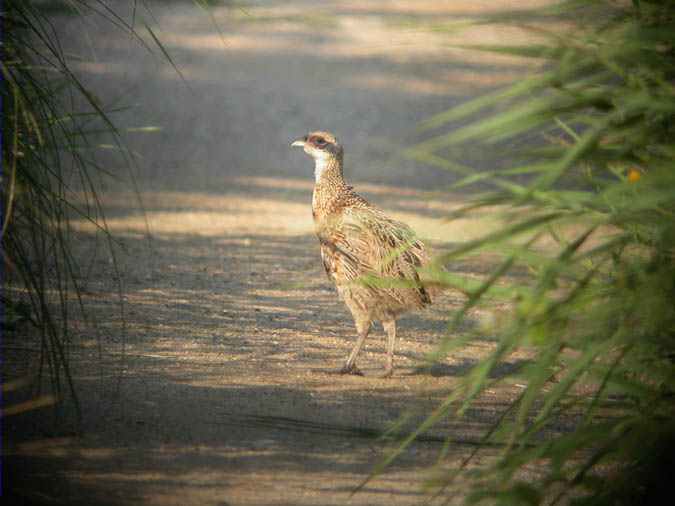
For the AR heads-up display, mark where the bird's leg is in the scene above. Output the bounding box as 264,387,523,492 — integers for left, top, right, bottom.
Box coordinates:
340,320,370,375
380,319,397,378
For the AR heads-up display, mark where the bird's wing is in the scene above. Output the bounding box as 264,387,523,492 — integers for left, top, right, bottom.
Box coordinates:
318,223,362,284
353,208,432,305
317,207,431,303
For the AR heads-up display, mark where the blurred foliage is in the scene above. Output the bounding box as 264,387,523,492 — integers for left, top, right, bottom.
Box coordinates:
0,1,202,420
396,0,675,504
2,0,113,419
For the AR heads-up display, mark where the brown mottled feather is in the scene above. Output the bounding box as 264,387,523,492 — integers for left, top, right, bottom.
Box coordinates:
293,130,435,375
311,158,432,323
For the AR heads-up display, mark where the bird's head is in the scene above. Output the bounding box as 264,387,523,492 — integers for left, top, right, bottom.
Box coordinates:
290,131,343,162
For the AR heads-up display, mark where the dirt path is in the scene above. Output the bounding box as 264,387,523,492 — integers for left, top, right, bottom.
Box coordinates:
7,179,527,506
5,2,542,504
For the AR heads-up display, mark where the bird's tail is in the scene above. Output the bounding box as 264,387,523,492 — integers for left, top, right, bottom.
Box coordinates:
417,259,461,300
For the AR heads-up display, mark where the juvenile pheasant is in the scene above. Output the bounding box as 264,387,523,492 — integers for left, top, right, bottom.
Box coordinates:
291,131,433,377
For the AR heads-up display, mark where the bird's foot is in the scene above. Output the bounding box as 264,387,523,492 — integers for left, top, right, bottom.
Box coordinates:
338,363,364,376
377,367,394,379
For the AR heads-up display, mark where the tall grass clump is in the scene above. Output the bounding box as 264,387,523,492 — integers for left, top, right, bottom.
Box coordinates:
1,1,205,420
398,1,674,504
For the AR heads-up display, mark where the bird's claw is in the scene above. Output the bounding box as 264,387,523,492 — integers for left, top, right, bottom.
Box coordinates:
339,364,363,376
378,367,393,379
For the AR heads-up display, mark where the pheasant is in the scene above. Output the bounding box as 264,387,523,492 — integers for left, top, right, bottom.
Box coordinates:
291,131,434,377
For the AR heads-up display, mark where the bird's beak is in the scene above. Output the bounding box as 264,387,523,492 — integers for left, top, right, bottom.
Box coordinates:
291,136,307,148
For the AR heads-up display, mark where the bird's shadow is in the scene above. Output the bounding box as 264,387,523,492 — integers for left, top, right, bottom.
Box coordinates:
408,357,530,379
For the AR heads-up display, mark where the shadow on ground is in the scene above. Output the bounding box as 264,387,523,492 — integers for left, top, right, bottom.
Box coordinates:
4,183,531,505
4,1,554,505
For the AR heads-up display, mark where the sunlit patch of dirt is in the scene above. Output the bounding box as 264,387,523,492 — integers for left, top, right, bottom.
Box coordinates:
344,69,529,95
83,0,562,94
69,177,506,245
5,2,569,504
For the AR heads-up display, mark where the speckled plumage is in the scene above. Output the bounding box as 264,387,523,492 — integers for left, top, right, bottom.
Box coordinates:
292,131,433,377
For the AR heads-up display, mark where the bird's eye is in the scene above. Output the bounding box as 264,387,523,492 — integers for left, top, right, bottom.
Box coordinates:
314,137,326,146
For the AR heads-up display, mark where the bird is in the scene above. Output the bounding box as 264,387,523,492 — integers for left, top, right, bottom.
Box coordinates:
291,131,434,377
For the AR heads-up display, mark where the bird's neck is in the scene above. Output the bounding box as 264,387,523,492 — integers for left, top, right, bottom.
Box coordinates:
312,154,347,219
314,154,344,185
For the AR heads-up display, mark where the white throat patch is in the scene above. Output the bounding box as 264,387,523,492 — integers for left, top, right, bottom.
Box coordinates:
314,154,331,183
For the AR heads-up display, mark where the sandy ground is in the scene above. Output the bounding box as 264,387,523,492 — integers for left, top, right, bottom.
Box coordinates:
4,2,550,505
